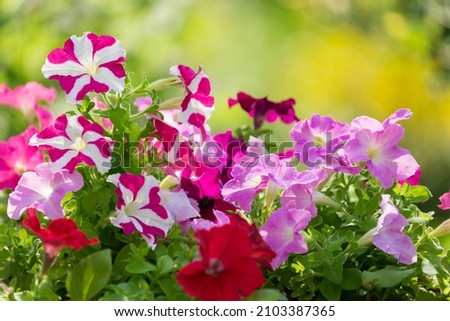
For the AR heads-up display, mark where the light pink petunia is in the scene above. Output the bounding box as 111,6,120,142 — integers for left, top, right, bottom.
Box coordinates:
260,208,311,269
42,32,126,104
0,82,55,127
107,173,198,248
290,114,359,174
222,137,327,212
0,126,45,190
134,96,153,112
372,194,417,265
169,65,214,127
7,162,84,220
29,114,114,174
438,191,450,210
345,109,419,188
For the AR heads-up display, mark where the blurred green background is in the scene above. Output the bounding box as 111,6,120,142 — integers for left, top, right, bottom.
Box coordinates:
0,0,449,215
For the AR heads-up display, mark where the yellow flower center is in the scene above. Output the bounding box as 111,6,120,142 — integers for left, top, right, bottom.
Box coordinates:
86,64,98,76
72,137,87,151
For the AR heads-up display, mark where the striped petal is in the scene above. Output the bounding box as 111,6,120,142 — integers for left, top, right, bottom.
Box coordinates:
42,32,126,104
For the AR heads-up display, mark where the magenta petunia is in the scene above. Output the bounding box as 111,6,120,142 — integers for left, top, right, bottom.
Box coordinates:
212,130,246,184
0,126,45,190
7,162,84,220
29,114,114,174
41,32,126,104
372,194,417,265
290,114,359,174
179,165,236,231
169,65,214,127
229,91,298,130
398,167,421,186
438,191,450,211
259,208,311,269
107,173,198,248
0,82,55,127
345,109,419,188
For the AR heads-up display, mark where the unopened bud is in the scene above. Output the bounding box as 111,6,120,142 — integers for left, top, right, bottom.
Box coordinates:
429,218,450,238
357,228,376,246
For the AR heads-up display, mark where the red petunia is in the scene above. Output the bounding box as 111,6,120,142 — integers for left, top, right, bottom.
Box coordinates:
177,216,269,300
229,91,298,130
22,207,99,259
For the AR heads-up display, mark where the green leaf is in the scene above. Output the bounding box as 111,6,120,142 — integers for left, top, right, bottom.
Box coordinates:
421,259,438,276
156,255,174,275
81,192,97,214
125,258,155,274
66,249,112,300
341,268,362,290
245,289,287,301
109,107,129,131
406,185,432,203
319,279,341,300
361,266,415,289
323,261,343,284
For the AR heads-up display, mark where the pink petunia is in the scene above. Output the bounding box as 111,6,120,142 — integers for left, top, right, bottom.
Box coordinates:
345,109,419,188
107,173,198,248
372,194,417,265
7,162,84,220
438,191,450,211
290,114,359,174
0,82,55,127
222,138,327,212
0,126,45,190
41,32,126,104
169,65,215,127
29,114,114,174
259,207,311,269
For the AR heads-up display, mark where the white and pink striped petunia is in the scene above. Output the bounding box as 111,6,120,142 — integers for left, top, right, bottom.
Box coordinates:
29,114,114,174
41,32,126,104
107,173,198,248
169,65,215,127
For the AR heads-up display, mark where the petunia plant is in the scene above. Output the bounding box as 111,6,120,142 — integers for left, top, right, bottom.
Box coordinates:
0,31,449,301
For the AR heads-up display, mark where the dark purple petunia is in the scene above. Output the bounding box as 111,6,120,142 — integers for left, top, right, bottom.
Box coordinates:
228,91,298,130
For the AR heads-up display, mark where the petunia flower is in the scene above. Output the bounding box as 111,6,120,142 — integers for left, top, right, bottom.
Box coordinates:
134,96,153,112
290,114,359,174
169,65,215,127
0,82,55,127
107,173,198,249
438,191,450,211
22,207,99,258
260,207,311,269
176,218,265,300
179,165,237,231
0,126,45,190
398,167,421,186
41,32,126,104
372,194,417,265
345,109,419,188
229,91,298,130
29,114,114,174
212,130,246,184
222,138,327,212
22,207,98,275
7,162,84,220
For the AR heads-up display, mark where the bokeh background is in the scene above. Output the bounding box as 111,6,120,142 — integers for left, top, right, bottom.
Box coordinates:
1,0,449,216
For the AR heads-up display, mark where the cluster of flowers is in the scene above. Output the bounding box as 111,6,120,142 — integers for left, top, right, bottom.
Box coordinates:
1,32,449,300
